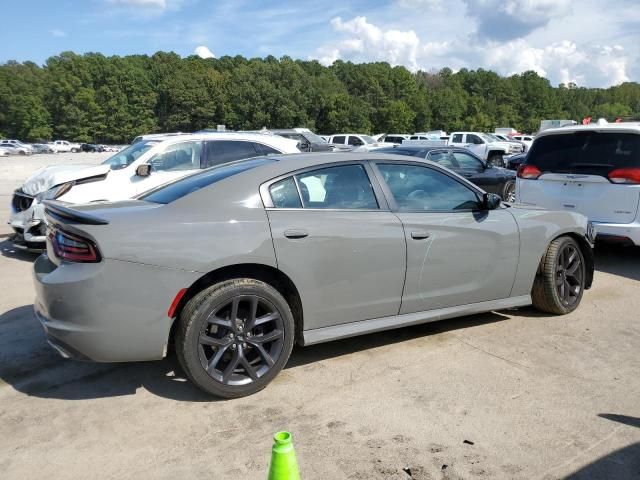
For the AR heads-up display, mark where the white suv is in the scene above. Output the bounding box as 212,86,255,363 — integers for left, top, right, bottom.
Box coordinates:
9,132,299,250
516,122,640,245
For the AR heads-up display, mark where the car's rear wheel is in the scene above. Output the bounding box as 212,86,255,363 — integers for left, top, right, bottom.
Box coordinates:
532,236,585,314
502,180,516,202
176,279,295,398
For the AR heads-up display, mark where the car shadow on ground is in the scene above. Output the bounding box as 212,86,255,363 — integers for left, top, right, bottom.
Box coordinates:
0,303,510,402
0,238,40,262
565,414,640,479
594,243,640,282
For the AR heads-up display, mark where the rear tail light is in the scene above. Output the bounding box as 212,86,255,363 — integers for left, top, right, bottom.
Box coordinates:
49,227,101,263
517,165,542,179
608,168,640,184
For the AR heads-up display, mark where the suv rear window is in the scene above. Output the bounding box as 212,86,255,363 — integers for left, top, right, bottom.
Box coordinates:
140,157,274,204
527,132,640,176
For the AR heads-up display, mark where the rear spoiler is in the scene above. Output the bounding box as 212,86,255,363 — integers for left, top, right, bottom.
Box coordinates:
43,200,109,225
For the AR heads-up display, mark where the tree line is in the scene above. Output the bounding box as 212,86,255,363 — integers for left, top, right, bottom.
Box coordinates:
1,51,639,144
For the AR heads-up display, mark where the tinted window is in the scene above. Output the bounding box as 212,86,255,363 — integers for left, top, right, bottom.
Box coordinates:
452,151,483,170
149,141,201,171
269,177,302,208
140,157,273,204
348,136,364,146
332,136,346,144
527,132,640,176
202,140,259,168
451,134,463,143
295,164,378,209
376,147,426,158
254,143,281,156
467,134,483,144
378,163,479,211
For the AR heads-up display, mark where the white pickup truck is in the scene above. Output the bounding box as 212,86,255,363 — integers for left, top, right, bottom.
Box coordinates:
448,132,522,166
49,140,81,153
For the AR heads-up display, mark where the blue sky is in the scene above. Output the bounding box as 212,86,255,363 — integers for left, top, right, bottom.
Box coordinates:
1,0,639,87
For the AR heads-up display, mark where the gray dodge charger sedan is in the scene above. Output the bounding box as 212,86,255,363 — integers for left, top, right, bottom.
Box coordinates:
33,152,595,398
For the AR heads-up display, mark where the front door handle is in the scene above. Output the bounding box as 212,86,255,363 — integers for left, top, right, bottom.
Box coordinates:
284,229,309,239
462,172,473,177
411,231,431,240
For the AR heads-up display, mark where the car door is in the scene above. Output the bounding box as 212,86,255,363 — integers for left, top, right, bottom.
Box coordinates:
264,162,407,330
464,134,487,158
449,150,503,194
372,160,519,314
133,140,203,195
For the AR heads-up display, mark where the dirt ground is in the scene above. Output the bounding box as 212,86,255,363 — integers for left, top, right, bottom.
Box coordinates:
0,153,639,479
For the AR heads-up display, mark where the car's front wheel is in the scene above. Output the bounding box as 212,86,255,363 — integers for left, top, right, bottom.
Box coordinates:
532,236,586,314
489,152,505,167
176,279,295,398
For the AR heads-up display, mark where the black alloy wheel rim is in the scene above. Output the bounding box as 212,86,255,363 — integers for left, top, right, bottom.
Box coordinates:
505,183,516,202
555,244,584,307
197,295,285,386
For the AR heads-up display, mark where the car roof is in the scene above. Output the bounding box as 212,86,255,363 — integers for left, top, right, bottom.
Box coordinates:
537,122,640,137
141,132,299,149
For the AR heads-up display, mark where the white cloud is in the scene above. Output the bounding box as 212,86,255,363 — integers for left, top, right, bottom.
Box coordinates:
50,29,67,38
316,15,631,87
109,0,166,8
194,45,215,59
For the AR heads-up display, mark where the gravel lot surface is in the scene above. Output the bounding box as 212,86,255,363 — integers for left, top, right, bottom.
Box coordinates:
0,152,639,479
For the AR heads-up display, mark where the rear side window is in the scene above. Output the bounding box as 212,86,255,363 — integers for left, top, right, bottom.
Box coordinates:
451,134,463,143
332,136,346,144
140,157,273,204
296,164,378,209
269,177,302,208
201,140,259,168
527,132,640,176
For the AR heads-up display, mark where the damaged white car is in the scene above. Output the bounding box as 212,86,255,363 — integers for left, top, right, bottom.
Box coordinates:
9,132,299,250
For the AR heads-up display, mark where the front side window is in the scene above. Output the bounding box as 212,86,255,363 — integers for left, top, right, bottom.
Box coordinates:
467,134,484,145
295,164,378,209
149,141,202,172
377,163,480,211
101,140,160,170
255,143,281,155
452,151,483,170
348,136,364,146
269,177,302,208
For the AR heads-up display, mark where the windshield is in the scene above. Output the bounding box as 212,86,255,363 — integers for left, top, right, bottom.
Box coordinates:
483,134,500,142
101,140,159,170
301,131,327,143
361,135,376,144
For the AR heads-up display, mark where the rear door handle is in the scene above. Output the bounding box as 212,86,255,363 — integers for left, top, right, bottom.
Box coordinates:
411,231,431,240
284,229,309,239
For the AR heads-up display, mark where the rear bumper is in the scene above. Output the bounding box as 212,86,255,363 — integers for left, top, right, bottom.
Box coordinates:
593,220,640,246
32,254,200,362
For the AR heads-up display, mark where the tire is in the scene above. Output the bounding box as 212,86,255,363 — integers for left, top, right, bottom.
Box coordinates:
71,148,79,153
532,236,586,315
502,180,516,202
488,152,505,167
176,279,295,398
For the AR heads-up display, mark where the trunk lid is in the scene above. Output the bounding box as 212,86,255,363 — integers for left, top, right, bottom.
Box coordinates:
518,130,640,224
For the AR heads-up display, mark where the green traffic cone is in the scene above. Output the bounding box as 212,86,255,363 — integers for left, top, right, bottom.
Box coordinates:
267,431,301,480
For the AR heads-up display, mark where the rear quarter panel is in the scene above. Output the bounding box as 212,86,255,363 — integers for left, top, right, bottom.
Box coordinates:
509,206,588,296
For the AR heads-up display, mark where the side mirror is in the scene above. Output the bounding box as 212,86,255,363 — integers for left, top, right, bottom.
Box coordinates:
483,193,501,210
136,164,151,177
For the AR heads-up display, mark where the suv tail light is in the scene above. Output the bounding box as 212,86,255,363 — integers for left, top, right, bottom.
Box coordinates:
517,165,542,179
608,168,640,184
49,227,101,263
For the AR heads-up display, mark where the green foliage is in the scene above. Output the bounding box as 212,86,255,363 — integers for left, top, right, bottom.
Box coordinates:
0,52,639,143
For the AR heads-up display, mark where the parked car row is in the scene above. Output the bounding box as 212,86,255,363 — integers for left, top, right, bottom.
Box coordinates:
0,138,123,156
